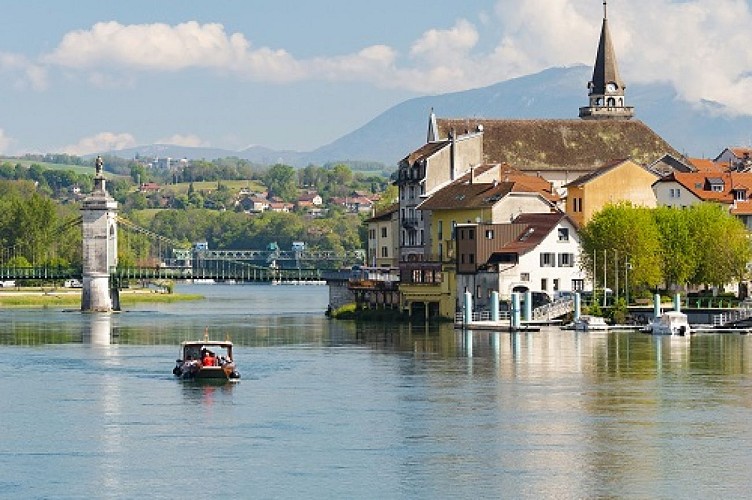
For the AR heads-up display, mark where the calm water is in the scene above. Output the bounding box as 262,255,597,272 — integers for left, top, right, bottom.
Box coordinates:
2,285,752,499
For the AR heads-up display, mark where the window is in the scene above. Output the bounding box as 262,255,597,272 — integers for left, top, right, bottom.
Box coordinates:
670,188,681,198
438,221,443,241
558,253,574,267
558,228,569,242
521,273,530,282
451,221,457,240
573,198,582,212
469,254,475,264
381,227,387,238
381,246,388,257
369,229,376,240
476,285,482,298
541,278,548,291
485,229,494,239
468,229,475,240
572,279,585,291
540,252,556,267
553,279,559,291
735,189,746,201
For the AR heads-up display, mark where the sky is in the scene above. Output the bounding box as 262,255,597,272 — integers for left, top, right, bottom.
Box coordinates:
1,0,752,157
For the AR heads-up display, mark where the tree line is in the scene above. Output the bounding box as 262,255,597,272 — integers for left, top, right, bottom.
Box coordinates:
580,202,751,297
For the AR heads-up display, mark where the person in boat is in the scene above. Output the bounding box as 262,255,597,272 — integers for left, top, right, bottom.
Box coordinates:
202,350,216,366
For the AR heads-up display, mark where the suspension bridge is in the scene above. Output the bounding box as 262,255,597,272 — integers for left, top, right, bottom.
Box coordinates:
0,215,363,284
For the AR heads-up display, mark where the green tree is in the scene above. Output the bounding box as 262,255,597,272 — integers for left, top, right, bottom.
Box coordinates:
688,203,751,287
653,205,696,289
264,164,298,201
580,203,663,294
372,184,398,213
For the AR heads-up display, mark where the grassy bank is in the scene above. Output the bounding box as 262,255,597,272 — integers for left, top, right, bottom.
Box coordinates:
0,289,204,308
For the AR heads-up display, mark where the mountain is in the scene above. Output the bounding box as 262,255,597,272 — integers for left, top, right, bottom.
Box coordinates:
107,65,751,166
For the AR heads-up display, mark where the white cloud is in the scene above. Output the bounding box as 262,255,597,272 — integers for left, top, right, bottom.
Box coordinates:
35,1,752,117
410,19,479,61
156,134,208,147
0,52,48,90
62,132,138,156
45,21,303,82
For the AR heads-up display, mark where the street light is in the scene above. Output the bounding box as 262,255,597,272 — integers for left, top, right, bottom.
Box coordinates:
625,257,632,306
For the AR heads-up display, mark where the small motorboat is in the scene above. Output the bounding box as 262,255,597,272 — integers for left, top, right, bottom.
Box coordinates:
573,315,609,331
173,338,240,381
645,311,691,336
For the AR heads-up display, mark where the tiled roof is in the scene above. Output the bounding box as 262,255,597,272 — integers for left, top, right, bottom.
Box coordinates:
365,202,398,222
401,140,450,166
655,171,752,204
494,212,569,256
730,147,752,158
563,158,633,188
688,158,724,173
436,118,681,171
417,180,545,211
731,200,752,215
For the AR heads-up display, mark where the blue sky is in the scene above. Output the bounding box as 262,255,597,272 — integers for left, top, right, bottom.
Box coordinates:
0,0,750,156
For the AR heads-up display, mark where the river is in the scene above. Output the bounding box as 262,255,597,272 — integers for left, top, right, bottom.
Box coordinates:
1,284,752,499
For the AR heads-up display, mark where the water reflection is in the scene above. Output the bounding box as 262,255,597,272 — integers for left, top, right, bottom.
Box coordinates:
82,313,112,345
180,380,236,405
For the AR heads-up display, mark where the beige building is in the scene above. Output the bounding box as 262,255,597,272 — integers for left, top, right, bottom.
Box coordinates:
365,204,399,268
564,159,659,226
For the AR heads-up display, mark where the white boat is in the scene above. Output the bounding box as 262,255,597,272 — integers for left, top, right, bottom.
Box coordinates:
645,311,691,336
573,315,609,331
173,338,240,381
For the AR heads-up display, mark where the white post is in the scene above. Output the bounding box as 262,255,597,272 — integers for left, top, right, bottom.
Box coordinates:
490,290,500,321
463,290,473,325
525,290,532,321
511,292,521,330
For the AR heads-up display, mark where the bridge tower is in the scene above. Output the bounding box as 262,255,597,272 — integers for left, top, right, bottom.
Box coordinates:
81,156,118,312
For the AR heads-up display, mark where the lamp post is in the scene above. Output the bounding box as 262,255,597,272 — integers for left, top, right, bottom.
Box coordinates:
625,258,632,306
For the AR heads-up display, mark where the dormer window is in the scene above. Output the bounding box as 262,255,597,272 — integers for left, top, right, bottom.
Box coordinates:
734,189,747,202
707,178,725,192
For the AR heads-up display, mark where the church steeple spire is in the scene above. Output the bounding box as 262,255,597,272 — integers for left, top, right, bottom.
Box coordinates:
579,1,634,120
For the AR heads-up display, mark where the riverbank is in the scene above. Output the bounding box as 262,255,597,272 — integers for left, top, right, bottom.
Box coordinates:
0,288,204,307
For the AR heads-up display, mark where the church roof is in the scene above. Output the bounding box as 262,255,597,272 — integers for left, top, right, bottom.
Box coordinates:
436,118,681,171
590,16,625,94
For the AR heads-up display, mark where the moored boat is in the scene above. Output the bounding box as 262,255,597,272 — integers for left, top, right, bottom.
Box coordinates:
173,338,240,381
645,311,691,336
573,315,609,331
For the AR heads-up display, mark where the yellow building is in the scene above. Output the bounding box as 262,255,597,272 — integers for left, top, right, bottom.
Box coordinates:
396,167,556,320
564,158,659,226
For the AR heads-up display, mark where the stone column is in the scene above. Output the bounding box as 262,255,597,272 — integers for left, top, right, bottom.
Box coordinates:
81,173,118,312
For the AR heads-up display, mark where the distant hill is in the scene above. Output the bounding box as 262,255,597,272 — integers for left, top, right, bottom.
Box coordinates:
105,65,751,167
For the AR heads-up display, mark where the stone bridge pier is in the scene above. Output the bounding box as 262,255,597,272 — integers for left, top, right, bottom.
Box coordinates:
81,158,118,312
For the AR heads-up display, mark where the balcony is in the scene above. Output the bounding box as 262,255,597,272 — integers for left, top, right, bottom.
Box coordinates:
401,217,420,229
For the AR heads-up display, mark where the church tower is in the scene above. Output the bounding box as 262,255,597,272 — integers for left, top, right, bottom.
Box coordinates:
579,1,634,120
